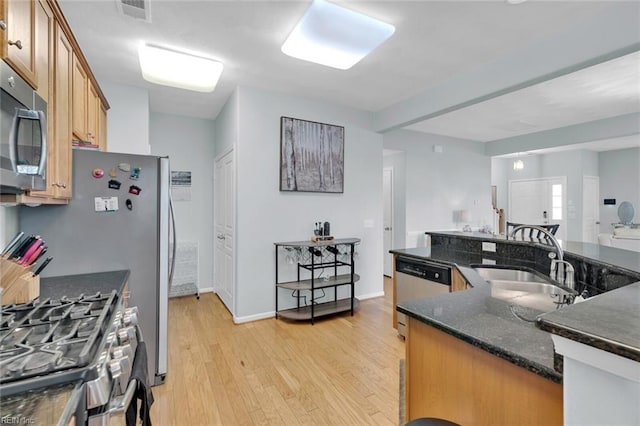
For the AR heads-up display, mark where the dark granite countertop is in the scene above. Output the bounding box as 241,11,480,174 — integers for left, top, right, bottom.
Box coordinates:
424,231,640,274
392,235,640,382
396,265,562,383
40,270,129,300
537,282,640,362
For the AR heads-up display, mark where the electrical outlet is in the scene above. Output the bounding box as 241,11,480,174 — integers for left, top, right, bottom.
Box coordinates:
482,242,496,252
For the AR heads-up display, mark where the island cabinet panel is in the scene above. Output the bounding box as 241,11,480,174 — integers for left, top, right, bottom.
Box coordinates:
451,267,468,292
405,317,562,425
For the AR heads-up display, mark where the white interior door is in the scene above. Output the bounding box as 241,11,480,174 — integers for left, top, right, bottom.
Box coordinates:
383,168,393,277
583,176,600,243
214,150,235,314
509,177,567,241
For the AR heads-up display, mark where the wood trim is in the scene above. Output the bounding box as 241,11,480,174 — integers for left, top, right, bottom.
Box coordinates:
451,266,467,292
406,317,563,425
0,193,69,204
46,0,109,109
392,254,397,329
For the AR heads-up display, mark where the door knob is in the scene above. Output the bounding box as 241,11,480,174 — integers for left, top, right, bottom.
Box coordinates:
384,227,392,231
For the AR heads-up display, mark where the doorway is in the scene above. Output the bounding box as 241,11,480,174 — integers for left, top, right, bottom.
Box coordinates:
214,149,235,314
383,168,394,277
509,176,567,241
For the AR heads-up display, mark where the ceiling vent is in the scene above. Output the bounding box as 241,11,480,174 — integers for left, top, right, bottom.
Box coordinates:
116,0,151,23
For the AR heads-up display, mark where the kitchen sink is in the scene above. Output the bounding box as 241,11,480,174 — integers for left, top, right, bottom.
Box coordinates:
473,267,549,283
472,265,577,312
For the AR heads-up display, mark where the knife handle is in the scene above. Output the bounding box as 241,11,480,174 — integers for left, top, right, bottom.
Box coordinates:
19,239,43,265
32,257,52,277
24,244,45,266
9,235,34,259
1,231,24,256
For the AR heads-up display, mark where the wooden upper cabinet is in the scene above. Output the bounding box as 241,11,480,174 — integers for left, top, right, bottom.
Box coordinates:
4,0,37,88
72,52,87,140
34,0,51,101
27,0,56,199
98,101,107,151
53,22,72,199
87,82,99,144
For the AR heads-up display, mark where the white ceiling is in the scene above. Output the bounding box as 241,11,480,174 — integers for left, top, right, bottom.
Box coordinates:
58,0,639,152
407,52,640,142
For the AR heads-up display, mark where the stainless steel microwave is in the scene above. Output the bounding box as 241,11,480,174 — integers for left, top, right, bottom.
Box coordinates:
1,60,47,194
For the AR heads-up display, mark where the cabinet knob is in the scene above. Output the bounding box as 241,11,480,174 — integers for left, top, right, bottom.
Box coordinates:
0,21,6,31
8,39,23,50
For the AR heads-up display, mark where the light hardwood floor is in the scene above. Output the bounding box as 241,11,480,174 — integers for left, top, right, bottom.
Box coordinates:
150,277,404,425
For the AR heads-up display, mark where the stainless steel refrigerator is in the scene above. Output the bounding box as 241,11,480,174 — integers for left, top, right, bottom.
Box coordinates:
19,149,175,386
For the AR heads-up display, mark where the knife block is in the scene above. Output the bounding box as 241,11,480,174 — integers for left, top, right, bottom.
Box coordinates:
0,257,40,305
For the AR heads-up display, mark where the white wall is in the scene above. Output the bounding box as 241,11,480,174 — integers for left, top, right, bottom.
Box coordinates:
383,130,492,235
230,86,383,322
150,113,216,292
599,148,640,233
100,82,150,154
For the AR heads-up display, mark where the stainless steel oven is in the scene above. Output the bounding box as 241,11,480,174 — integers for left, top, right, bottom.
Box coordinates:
396,257,451,337
1,60,47,194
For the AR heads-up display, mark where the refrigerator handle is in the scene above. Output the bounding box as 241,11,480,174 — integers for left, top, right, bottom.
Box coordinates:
169,195,177,286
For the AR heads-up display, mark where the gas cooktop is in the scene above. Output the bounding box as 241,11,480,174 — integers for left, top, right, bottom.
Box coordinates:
0,292,118,396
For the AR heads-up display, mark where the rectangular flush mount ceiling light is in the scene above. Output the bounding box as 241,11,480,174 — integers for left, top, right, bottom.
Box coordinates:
281,0,395,70
138,44,223,92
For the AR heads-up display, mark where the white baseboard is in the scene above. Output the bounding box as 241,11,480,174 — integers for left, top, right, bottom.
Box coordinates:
233,311,275,324
358,291,385,300
198,286,215,293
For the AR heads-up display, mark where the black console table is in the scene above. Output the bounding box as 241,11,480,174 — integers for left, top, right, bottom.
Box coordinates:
274,238,361,324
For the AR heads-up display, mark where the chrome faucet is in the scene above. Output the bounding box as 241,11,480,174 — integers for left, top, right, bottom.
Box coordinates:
509,225,576,290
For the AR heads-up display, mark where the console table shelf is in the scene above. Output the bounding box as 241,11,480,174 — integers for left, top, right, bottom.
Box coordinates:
277,298,361,321
274,238,361,324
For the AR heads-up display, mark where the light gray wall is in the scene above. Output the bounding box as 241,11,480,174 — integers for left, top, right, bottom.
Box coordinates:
383,152,407,250
150,113,216,292
101,82,150,154
231,86,383,322
383,130,492,236
214,89,238,158
599,147,640,233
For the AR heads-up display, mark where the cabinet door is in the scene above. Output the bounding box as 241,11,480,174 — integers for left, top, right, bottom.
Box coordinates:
71,53,87,140
98,101,107,151
53,22,72,198
34,0,50,101
87,82,99,144
27,0,55,198
4,0,36,88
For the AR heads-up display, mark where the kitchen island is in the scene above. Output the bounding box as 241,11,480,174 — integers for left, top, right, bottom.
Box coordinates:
393,231,640,425
0,270,130,425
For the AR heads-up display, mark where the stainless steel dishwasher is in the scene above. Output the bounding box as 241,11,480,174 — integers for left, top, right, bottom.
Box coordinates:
396,256,451,337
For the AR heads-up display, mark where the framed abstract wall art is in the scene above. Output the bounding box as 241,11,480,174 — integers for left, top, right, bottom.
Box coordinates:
280,116,344,193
